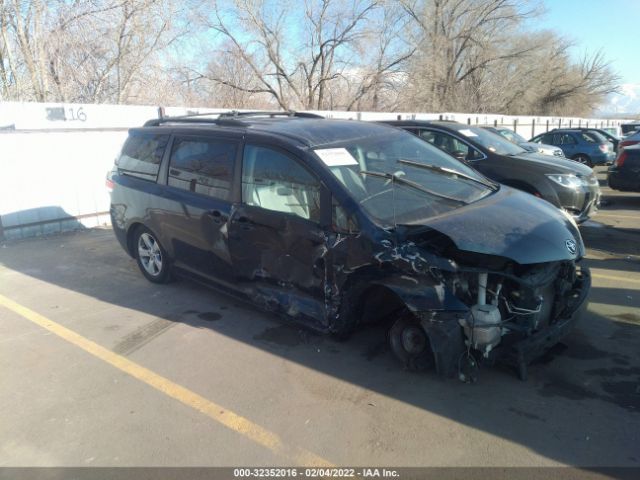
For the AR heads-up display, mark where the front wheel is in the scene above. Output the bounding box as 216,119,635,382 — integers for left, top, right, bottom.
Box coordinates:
573,154,592,167
134,227,171,283
389,313,434,372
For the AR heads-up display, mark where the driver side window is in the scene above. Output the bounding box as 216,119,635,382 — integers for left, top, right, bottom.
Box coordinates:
242,145,321,222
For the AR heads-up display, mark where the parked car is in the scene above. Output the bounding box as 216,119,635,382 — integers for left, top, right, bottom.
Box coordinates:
108,112,590,381
608,144,640,192
621,122,640,137
618,130,640,151
530,129,615,166
380,120,600,223
483,126,564,157
601,126,622,138
548,127,620,153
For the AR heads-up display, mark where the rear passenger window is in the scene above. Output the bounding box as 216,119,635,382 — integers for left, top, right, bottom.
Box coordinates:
117,132,169,181
242,145,321,222
168,137,237,200
555,134,576,145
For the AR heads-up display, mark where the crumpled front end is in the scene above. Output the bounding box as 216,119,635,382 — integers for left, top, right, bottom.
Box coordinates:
432,257,590,381
382,220,591,381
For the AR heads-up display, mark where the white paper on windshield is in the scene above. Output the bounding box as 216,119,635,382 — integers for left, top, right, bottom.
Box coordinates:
459,129,478,137
315,148,358,166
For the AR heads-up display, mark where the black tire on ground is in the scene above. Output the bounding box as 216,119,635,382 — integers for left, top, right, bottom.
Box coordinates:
389,312,435,372
573,154,592,167
133,226,172,284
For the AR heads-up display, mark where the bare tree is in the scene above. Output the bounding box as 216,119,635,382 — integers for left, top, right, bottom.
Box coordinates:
199,0,414,111
400,0,543,111
0,0,189,104
0,0,620,116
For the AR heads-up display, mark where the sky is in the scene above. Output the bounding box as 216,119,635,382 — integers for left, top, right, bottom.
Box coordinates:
539,0,640,114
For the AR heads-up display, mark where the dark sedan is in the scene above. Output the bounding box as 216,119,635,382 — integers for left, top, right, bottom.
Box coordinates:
380,120,601,223
608,144,640,192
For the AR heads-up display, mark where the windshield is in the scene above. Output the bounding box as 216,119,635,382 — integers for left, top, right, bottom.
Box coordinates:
582,131,607,143
498,128,527,144
457,126,527,155
313,130,495,226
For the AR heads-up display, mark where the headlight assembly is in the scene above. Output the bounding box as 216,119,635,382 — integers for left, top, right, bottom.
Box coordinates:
545,174,584,189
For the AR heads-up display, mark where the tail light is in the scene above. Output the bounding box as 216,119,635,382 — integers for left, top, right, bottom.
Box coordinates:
106,178,114,192
615,151,627,167
619,140,639,151
598,144,609,153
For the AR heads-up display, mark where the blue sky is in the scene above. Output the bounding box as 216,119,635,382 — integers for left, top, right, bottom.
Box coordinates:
539,0,640,84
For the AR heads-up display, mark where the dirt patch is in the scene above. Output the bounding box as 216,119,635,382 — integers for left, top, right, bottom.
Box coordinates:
254,324,310,347
198,312,222,322
508,407,545,422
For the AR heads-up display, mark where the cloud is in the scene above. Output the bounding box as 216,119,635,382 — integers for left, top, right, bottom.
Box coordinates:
597,83,640,115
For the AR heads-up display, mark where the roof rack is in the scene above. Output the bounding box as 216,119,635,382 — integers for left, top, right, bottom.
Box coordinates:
143,109,324,127
218,110,324,119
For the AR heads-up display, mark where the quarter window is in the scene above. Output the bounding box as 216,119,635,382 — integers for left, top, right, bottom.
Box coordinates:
117,132,169,181
168,137,236,200
242,145,321,222
332,197,358,234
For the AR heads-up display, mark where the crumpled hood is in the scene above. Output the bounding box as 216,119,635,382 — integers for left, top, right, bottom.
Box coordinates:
402,186,584,265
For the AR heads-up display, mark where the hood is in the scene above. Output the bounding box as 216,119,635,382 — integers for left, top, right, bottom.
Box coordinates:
513,151,593,175
401,186,584,265
520,141,559,153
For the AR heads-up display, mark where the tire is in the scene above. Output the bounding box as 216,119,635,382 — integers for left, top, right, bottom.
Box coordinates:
389,312,434,372
573,154,592,167
134,226,171,283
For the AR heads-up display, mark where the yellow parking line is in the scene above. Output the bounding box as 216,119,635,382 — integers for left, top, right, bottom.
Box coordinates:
591,273,640,285
0,293,332,467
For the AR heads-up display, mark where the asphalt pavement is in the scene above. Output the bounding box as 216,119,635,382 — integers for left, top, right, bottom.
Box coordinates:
0,166,638,470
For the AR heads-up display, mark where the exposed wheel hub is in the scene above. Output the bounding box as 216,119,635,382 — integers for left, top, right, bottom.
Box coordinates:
401,326,427,354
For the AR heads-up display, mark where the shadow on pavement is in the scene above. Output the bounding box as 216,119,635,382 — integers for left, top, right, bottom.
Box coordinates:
1,228,639,469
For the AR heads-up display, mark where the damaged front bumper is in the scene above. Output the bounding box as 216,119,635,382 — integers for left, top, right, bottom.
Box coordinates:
416,266,591,381
494,266,591,380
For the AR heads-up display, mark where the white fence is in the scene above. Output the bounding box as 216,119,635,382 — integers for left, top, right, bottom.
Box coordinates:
0,101,631,240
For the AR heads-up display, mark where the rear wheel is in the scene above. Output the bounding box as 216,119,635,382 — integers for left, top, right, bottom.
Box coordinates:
389,312,434,372
573,154,592,167
134,227,171,283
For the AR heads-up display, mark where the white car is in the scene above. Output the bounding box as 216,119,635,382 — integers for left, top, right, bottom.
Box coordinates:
483,126,565,157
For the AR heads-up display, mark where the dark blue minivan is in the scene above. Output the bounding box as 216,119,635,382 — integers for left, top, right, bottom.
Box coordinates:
107,112,591,380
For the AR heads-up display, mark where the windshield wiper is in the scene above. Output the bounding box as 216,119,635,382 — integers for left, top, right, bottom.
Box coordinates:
359,170,468,204
396,159,498,191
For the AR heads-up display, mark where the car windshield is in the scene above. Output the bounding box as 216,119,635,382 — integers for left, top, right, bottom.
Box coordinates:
582,131,607,143
313,130,495,226
499,129,527,144
456,126,527,155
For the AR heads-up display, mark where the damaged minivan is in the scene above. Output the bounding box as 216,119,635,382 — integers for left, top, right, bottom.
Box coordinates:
108,112,591,381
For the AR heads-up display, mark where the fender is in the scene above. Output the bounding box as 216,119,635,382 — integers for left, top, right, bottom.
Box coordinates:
369,274,469,313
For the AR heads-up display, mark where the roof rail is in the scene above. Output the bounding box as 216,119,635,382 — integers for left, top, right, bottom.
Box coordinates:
217,110,324,119
143,109,324,127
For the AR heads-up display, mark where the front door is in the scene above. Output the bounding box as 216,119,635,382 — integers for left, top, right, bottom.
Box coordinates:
159,134,239,283
228,144,329,325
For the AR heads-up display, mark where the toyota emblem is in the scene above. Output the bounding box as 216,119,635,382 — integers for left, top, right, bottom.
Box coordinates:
565,239,577,255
